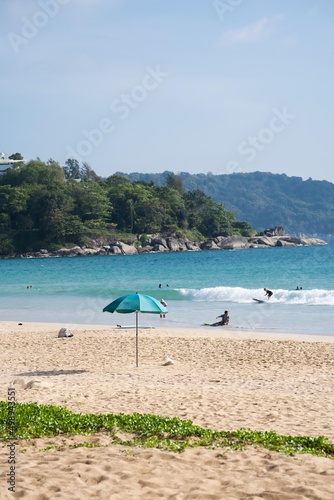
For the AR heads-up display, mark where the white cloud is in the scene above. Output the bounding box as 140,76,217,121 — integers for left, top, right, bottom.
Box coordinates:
219,15,284,46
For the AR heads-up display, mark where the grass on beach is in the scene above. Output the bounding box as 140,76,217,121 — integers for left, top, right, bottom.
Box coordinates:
1,402,334,458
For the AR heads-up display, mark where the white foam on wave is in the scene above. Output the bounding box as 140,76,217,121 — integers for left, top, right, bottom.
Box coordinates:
178,286,334,306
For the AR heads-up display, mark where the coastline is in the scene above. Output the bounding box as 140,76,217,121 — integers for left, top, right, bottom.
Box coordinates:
1,322,334,498
0,233,327,260
1,320,334,342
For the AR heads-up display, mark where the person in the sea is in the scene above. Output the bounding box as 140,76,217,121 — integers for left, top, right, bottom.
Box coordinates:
211,310,229,326
264,288,273,300
160,298,167,318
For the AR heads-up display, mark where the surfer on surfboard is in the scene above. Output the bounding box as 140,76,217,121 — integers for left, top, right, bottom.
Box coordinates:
264,288,273,300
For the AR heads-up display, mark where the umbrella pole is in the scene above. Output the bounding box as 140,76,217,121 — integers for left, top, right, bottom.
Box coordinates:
136,311,139,367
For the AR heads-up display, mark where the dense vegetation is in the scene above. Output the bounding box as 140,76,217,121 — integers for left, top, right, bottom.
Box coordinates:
0,159,253,255
120,171,334,235
1,402,333,457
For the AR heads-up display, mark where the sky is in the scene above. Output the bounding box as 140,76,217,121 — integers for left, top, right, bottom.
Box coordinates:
1,0,334,182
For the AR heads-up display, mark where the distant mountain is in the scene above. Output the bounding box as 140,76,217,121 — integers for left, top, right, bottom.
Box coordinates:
116,171,334,235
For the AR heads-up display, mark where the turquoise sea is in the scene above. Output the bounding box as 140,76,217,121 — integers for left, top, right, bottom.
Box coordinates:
1,239,333,337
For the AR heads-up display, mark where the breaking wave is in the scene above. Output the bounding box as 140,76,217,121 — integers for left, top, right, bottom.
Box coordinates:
177,286,334,306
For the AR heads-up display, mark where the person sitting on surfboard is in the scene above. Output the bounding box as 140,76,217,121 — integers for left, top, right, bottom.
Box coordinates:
211,310,229,326
264,288,273,300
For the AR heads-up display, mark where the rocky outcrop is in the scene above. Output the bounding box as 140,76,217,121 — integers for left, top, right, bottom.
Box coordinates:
200,239,220,251
275,239,296,247
202,234,327,251
117,242,138,255
213,236,249,250
258,225,285,237
3,231,327,259
166,237,188,252
279,236,325,246
248,236,277,247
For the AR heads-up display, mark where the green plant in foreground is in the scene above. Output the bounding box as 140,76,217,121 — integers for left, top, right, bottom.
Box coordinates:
68,442,103,449
0,402,333,458
38,445,59,452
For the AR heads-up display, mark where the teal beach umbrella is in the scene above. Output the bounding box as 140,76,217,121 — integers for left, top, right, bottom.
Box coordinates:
103,293,168,367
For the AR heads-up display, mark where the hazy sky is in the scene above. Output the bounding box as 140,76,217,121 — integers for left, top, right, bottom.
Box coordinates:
1,0,334,181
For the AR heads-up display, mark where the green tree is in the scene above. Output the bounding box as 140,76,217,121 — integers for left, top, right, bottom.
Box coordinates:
64,158,80,179
166,172,184,195
71,181,112,229
184,190,235,237
9,152,24,161
0,185,28,230
155,186,187,230
80,162,101,181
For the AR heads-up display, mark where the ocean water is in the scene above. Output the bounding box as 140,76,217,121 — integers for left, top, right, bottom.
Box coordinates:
0,239,333,337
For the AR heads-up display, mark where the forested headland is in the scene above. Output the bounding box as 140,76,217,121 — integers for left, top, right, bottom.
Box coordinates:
0,158,253,255
120,171,334,235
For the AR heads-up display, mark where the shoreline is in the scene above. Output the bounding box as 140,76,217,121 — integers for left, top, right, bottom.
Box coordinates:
1,320,334,343
0,233,327,260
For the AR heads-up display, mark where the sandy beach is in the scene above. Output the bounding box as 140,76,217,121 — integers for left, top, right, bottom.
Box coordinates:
1,321,334,499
